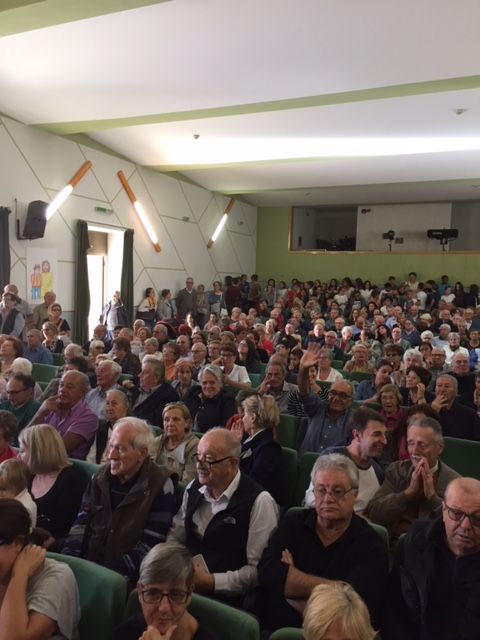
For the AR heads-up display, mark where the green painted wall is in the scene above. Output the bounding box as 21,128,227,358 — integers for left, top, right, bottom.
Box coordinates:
256,207,480,284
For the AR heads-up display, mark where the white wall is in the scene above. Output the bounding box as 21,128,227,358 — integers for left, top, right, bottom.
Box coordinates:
356,203,452,251
0,116,257,321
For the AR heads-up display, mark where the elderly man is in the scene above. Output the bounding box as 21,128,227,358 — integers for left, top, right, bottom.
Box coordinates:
449,350,475,397
297,345,354,455
83,323,112,354
432,374,480,440
85,359,122,419
190,342,207,379
23,328,53,364
176,277,197,321
258,453,388,630
365,416,459,541
0,373,40,434
168,428,278,604
257,358,298,414
304,408,387,513
428,346,449,383
128,356,179,426
112,337,141,378
62,417,176,580
176,334,191,359
31,370,97,459
32,290,56,329
386,477,480,639
432,323,451,349
322,330,347,362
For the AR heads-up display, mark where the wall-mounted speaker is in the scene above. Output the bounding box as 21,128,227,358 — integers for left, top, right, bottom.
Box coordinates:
19,200,48,239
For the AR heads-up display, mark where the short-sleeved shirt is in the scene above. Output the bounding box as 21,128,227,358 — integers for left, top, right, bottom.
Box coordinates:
46,399,98,459
27,558,80,640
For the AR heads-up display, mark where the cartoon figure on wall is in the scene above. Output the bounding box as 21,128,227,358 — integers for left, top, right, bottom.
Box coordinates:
26,249,58,306
40,260,53,298
30,264,41,301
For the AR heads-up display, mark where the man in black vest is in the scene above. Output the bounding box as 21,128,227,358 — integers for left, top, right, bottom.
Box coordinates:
168,427,278,603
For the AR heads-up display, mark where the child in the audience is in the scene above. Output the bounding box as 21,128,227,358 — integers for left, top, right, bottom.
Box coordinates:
0,457,37,525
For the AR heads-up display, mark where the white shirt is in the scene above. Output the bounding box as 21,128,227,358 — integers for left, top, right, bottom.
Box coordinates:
168,470,278,595
226,363,251,385
16,488,37,526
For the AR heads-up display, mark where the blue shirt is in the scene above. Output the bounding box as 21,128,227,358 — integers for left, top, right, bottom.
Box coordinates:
24,345,53,364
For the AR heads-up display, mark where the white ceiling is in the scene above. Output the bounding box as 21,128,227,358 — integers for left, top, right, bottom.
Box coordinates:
1,0,480,206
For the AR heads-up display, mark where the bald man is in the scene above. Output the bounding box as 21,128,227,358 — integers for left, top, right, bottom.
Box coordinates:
386,477,480,639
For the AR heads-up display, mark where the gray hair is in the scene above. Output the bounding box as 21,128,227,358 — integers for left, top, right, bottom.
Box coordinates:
64,343,84,358
436,373,458,392
204,426,241,458
403,348,424,365
11,357,32,375
407,416,444,442
105,388,129,410
142,356,165,382
311,453,359,489
139,542,193,589
89,339,105,351
420,330,434,341
448,332,460,342
98,359,122,377
198,363,224,386
112,417,154,452
318,348,333,362
62,370,90,393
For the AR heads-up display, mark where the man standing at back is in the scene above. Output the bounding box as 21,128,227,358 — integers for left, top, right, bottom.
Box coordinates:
176,277,197,322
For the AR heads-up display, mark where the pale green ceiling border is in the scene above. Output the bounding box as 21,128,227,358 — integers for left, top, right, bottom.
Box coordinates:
37,75,480,135
0,0,171,37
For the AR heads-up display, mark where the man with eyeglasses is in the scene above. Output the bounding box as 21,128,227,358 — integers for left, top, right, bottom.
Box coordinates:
297,344,354,456
0,373,40,434
365,416,459,542
168,427,278,605
258,453,388,631
386,477,480,639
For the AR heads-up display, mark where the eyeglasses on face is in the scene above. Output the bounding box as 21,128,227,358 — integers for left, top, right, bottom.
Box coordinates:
192,454,233,470
140,587,190,605
328,390,352,400
313,485,357,501
443,503,480,529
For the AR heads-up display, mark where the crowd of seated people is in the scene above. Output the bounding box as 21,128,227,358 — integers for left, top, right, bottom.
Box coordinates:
0,272,480,638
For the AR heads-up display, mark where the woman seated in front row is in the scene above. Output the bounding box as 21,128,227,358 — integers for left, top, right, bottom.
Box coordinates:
113,542,215,640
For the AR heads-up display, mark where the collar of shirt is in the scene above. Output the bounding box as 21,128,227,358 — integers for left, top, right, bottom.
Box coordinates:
243,429,266,445
198,469,241,506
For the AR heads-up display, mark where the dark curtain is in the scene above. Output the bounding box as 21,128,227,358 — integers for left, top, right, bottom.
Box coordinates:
74,220,90,345
0,207,11,291
120,228,134,326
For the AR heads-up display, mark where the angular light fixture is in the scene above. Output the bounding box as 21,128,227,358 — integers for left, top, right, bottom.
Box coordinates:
207,198,235,248
46,160,92,220
117,170,160,252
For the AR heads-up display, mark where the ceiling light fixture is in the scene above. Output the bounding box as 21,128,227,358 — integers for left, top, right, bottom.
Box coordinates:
207,198,235,248
117,170,160,252
46,160,92,220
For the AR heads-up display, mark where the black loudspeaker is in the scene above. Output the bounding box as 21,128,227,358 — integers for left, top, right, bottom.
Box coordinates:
22,200,48,239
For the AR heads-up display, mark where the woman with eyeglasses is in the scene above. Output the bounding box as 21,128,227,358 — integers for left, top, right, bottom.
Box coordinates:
113,542,214,639
0,499,80,639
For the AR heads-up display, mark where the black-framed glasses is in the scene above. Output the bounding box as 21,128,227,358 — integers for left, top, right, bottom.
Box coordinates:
313,485,357,501
140,587,190,605
443,503,480,529
192,454,233,470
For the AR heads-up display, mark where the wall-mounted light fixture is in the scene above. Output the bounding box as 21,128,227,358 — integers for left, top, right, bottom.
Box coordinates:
46,160,92,220
207,198,235,248
117,170,160,252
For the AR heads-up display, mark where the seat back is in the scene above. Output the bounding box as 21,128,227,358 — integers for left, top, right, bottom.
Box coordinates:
331,359,344,370
441,436,480,479
344,371,373,383
47,552,127,640
278,447,298,507
31,362,59,383
51,352,66,366
248,373,264,389
269,629,303,640
126,590,260,640
292,452,319,506
276,414,301,449
70,458,100,486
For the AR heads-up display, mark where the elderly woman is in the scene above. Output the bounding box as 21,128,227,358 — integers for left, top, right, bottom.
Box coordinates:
316,348,344,383
87,339,105,370
47,301,71,336
377,383,404,432
0,357,43,402
172,358,200,399
343,343,375,374
140,337,162,362
230,393,282,503
0,500,80,639
400,365,434,407
19,424,85,546
113,542,213,640
183,364,235,433
41,321,64,353
153,402,198,483
303,582,376,640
